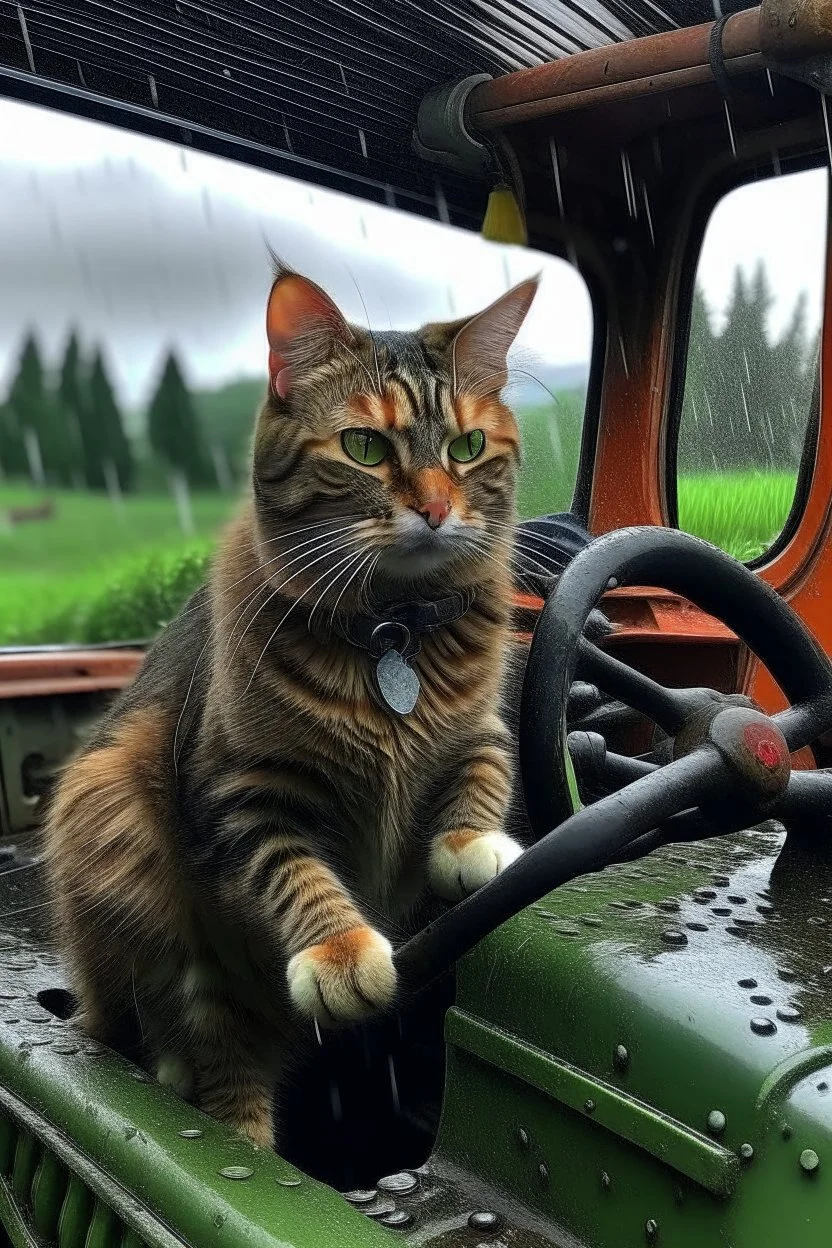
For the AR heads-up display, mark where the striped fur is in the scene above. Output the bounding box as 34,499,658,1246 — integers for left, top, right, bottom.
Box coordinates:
43,267,538,1147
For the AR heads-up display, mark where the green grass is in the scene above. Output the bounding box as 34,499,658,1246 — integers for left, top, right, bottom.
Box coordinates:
0,485,234,645
0,451,801,647
677,471,798,563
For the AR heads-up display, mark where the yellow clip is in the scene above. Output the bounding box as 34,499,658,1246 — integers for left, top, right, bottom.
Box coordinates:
481,183,528,246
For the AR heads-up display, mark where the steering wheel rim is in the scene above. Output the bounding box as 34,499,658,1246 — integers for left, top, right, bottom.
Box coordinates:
520,525,832,838
394,527,832,994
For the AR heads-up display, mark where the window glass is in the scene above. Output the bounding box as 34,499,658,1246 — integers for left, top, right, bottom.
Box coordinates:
0,99,592,646
677,167,827,561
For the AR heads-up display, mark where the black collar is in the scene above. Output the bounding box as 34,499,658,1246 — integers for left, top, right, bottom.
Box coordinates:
333,587,476,660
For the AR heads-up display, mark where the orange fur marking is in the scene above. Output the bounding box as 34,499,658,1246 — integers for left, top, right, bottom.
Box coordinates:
442,829,482,852
306,925,375,968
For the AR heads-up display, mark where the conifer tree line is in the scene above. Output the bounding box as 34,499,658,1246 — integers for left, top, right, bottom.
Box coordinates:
0,333,218,491
0,261,818,492
680,261,818,475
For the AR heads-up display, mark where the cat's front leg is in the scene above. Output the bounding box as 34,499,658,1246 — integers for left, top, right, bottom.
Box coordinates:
427,720,523,900
206,770,396,1026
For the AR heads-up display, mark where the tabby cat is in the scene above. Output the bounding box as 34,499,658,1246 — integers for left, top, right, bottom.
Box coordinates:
44,264,538,1148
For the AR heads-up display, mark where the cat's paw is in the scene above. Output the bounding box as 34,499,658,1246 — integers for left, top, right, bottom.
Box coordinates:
429,829,523,901
287,926,396,1026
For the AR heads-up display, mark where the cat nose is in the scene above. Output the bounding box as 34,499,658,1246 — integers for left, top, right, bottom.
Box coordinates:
418,498,452,529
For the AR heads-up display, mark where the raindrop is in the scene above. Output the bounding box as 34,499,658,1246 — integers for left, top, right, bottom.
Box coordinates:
766,68,775,95
329,1080,343,1122
434,181,450,225
358,130,368,159
822,95,832,171
549,138,565,218
800,1148,820,1174
618,332,630,379
620,151,636,218
148,74,159,108
388,1054,400,1112
640,180,655,245
723,100,737,158
313,1017,323,1046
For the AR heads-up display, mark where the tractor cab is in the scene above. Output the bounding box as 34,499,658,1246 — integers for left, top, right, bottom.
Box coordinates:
2,1,832,1245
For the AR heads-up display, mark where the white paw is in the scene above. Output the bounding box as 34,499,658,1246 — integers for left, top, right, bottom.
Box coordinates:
429,830,523,901
287,926,396,1026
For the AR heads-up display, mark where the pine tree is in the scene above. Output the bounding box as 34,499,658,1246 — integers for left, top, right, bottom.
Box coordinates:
82,349,134,491
147,351,211,488
57,331,86,485
3,333,73,485
679,284,717,473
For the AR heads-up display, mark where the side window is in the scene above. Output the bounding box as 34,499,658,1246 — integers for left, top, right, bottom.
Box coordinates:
677,168,827,562
0,100,592,647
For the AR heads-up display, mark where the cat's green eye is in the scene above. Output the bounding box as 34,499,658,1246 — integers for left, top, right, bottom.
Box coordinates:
341,428,389,466
448,429,486,464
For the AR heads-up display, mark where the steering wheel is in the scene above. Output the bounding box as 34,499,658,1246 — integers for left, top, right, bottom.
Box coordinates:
395,527,832,991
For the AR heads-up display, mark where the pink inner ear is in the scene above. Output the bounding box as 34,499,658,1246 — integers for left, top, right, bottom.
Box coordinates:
273,367,291,399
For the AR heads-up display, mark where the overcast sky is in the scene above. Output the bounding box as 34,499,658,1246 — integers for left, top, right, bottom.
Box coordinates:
0,97,826,407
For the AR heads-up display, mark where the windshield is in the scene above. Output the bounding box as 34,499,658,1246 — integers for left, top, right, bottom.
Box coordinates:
0,99,592,649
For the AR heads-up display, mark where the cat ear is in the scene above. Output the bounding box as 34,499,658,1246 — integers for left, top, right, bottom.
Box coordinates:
451,276,539,397
266,269,352,400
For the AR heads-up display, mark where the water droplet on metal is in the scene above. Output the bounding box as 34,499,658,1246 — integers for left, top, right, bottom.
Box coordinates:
343,1190,378,1205
469,1211,501,1231
751,1017,777,1036
686,922,708,932
757,903,774,915
712,907,732,917
707,1110,726,1135
750,994,773,1005
728,895,747,904
213,1212,227,1228
614,1044,629,1072
380,1210,412,1228
778,968,797,982
645,1217,659,1242
219,1166,253,1180
738,978,757,988
378,1173,417,1195
712,875,730,887
661,929,687,946
601,1171,611,1191
365,1199,396,1219
694,888,716,901
800,1149,820,1174
584,1099,596,1113
517,1127,530,1148
776,1006,802,1023
178,1129,203,1139
657,900,680,913
740,1143,754,1162
276,1178,302,1187
538,1162,550,1184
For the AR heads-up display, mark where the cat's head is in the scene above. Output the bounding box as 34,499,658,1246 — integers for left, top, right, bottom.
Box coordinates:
252,263,537,605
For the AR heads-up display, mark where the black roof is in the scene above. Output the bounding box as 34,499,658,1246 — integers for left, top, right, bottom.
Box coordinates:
0,1,754,219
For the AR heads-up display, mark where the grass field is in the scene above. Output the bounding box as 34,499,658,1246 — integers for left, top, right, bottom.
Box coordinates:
0,413,800,646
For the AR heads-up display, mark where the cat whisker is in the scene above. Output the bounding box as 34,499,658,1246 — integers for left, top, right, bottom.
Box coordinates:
320,550,377,631
339,342,380,396
346,268,382,394
241,546,370,698
179,518,366,617
176,528,371,767
225,535,367,677
0,858,42,878
223,524,368,654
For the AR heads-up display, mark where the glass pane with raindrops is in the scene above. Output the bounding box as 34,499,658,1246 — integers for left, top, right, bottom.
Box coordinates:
677,166,827,563
0,99,592,647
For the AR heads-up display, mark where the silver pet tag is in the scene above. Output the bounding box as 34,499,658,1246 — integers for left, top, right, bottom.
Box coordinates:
375,648,420,715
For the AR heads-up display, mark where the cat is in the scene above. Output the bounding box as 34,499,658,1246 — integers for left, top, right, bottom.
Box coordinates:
43,263,538,1148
